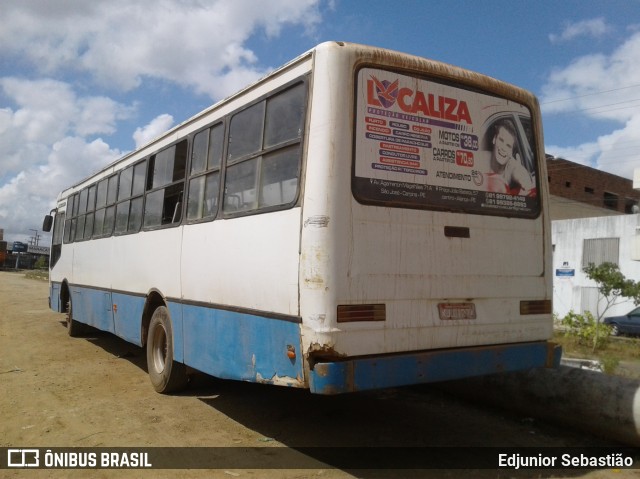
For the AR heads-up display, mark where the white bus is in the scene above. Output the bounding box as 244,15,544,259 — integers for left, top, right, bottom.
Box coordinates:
43,42,560,395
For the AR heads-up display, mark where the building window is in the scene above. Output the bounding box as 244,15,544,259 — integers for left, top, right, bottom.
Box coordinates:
582,237,620,268
584,187,594,194
603,192,618,210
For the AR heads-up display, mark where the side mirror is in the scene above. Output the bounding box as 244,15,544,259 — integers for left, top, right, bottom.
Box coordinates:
42,215,53,232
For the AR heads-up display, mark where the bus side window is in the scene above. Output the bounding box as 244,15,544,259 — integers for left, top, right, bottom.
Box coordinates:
115,160,147,234
63,193,79,243
223,81,306,215
92,174,118,237
187,123,223,221
144,141,187,227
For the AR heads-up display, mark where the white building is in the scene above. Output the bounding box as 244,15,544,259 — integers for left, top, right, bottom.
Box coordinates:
552,213,640,320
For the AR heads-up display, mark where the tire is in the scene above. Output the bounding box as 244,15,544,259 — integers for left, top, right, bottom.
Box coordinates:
66,295,85,337
610,324,620,336
146,306,188,393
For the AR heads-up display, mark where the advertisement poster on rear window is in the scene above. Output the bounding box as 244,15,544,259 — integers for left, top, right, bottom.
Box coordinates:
353,68,541,217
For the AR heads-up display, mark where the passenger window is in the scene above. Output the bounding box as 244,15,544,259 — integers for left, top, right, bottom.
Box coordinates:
115,160,147,235
187,123,223,221
190,130,208,175
103,206,116,235
83,212,94,239
76,214,86,240
129,197,143,231
187,173,220,220
149,142,187,189
144,141,187,227
93,208,105,236
228,102,265,160
78,189,88,215
264,83,305,148
224,158,258,213
94,174,118,238
259,146,300,207
208,124,224,170
118,166,133,201
63,211,73,243
87,185,96,212
132,161,146,196
66,194,79,242
66,187,98,243
115,200,130,233
107,174,118,205
223,81,306,215
72,193,80,216
96,178,108,209
145,183,183,227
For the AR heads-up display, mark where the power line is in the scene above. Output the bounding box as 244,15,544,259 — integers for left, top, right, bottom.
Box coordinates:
576,100,640,114
541,84,640,105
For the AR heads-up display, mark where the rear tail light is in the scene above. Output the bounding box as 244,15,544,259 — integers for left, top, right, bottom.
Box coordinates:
520,300,552,315
337,304,386,323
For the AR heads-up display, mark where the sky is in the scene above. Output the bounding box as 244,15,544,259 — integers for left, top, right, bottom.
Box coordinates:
1,0,639,245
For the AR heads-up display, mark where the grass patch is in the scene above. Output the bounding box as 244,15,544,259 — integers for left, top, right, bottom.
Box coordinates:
24,269,49,281
554,331,640,378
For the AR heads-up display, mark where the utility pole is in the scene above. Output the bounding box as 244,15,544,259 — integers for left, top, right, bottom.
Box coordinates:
29,229,41,246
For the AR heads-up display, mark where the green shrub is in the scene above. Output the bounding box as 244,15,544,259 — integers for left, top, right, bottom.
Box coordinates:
560,310,612,350
34,256,48,269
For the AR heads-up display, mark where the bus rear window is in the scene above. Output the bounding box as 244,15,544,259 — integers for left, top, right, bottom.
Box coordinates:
353,68,541,218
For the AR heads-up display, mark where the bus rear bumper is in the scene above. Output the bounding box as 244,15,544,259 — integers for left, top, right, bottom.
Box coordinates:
308,341,562,395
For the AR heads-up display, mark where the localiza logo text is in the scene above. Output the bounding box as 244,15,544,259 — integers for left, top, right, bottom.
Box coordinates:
368,76,472,124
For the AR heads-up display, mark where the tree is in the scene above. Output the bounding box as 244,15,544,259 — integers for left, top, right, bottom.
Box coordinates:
583,262,640,350
34,256,48,269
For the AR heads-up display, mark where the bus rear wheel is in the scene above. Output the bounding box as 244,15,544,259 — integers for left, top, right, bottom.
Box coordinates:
146,306,188,393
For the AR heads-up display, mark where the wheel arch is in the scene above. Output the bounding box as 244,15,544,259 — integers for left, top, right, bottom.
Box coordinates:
141,289,167,347
60,279,71,313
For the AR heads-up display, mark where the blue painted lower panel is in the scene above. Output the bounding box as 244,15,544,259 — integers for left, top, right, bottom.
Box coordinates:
309,341,562,394
70,285,114,333
54,283,305,387
182,304,304,388
50,282,62,312
111,292,146,346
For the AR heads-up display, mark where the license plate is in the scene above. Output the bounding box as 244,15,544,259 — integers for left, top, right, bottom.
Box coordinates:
438,303,477,320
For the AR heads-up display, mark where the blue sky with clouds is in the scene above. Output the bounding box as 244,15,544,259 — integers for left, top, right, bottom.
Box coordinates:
1,0,639,243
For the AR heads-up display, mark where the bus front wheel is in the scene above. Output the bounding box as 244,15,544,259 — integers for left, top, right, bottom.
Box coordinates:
146,306,188,393
66,295,85,337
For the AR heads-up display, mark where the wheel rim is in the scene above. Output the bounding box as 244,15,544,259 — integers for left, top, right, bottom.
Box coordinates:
151,325,168,373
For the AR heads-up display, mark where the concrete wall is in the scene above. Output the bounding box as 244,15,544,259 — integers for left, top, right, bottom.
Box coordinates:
552,214,640,319
442,366,640,446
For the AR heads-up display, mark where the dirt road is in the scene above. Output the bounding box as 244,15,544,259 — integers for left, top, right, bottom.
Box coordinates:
0,272,635,478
